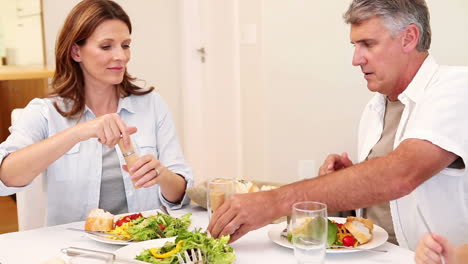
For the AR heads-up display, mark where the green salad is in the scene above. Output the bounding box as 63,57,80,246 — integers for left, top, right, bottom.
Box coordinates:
135,229,235,264
285,218,339,247
122,212,192,241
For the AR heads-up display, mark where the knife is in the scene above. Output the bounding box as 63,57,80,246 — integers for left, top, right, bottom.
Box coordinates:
416,205,446,264
66,227,132,241
62,247,146,264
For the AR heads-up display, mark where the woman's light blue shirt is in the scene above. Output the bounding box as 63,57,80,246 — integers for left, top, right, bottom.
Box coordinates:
0,91,193,226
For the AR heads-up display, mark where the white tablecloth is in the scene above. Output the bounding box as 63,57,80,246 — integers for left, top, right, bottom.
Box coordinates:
0,206,414,263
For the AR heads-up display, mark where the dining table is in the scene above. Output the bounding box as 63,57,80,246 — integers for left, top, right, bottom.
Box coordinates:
0,205,415,264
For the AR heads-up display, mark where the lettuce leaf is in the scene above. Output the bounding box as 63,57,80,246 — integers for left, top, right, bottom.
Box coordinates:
135,229,235,264
127,212,192,241
327,219,338,247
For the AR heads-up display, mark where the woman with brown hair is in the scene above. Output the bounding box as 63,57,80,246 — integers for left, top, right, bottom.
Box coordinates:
0,0,192,225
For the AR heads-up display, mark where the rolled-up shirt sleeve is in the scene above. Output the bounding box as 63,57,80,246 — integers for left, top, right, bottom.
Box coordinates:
0,99,49,195
158,175,193,210
401,72,468,176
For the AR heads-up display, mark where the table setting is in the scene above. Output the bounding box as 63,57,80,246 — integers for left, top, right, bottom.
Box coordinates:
0,178,415,264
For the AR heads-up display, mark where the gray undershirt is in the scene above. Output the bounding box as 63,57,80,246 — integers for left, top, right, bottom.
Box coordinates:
365,98,404,245
99,145,129,214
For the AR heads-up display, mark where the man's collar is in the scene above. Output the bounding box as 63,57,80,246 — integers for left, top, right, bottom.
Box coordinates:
398,55,439,104
368,55,438,111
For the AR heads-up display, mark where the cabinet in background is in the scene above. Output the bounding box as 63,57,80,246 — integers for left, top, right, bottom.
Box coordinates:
0,65,53,142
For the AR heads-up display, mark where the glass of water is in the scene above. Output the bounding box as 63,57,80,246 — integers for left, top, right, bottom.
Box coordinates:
291,201,327,264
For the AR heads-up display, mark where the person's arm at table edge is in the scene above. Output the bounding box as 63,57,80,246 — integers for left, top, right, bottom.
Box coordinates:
0,126,84,187
272,138,458,218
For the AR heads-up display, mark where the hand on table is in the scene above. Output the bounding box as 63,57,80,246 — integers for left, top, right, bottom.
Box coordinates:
123,154,166,188
415,233,454,264
318,152,353,176
207,190,278,243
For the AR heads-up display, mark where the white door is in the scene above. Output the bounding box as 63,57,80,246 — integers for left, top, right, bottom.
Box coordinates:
180,0,242,184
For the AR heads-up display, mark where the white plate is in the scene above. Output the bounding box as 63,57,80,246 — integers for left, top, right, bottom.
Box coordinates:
85,211,174,246
85,233,140,245
268,217,388,253
114,238,176,259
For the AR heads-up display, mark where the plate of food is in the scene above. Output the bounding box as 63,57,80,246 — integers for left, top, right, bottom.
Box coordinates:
268,216,388,253
82,208,192,245
114,229,235,264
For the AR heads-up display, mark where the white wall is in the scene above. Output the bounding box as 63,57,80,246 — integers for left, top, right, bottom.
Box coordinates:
427,0,468,65
261,0,370,183
42,0,183,137
0,0,43,65
238,0,267,182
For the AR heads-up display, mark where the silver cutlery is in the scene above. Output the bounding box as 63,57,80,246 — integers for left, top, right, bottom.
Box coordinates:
327,245,388,253
416,205,445,264
160,204,171,216
66,227,134,242
176,248,205,264
62,247,145,263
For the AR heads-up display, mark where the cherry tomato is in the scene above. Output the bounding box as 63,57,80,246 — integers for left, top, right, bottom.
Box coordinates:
342,235,356,247
158,224,165,231
115,218,126,227
115,213,143,226
129,213,143,220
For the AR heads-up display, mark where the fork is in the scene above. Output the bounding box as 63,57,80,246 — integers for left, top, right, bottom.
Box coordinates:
176,248,205,264
416,205,445,264
160,204,171,216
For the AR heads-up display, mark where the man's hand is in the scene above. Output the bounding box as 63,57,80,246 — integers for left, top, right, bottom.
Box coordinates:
207,190,279,243
318,152,353,176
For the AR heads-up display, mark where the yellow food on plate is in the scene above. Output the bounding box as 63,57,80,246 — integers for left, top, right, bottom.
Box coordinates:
106,221,133,240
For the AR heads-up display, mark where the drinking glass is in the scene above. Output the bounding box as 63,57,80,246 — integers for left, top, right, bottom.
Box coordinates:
207,178,235,220
290,201,327,264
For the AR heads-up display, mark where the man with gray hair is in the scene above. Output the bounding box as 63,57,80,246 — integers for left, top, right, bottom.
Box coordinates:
208,0,468,252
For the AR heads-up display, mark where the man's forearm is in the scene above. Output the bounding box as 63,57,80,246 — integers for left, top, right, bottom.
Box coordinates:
274,155,413,216
274,138,458,216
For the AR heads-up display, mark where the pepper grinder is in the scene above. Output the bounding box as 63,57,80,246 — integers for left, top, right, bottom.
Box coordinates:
118,137,140,188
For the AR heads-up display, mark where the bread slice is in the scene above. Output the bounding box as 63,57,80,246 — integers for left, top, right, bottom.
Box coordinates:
248,184,259,193
84,208,114,231
343,216,374,244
